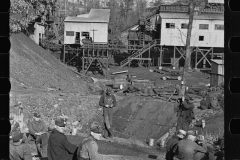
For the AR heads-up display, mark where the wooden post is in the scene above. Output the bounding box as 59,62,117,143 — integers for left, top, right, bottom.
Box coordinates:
107,50,109,79
63,45,65,63
211,47,213,60
82,49,85,74
173,46,176,68
148,48,150,68
195,48,197,69
160,45,162,67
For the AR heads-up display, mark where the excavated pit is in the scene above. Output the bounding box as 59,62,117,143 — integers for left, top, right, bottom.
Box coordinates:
112,96,177,142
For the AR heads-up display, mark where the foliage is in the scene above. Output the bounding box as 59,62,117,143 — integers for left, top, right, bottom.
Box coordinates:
10,0,56,34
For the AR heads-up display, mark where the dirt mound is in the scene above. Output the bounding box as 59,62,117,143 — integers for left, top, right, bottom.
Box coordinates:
112,96,177,141
10,33,90,94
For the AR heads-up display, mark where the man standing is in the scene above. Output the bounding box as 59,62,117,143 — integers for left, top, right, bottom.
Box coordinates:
10,115,20,137
177,131,208,160
77,122,102,160
176,95,195,131
165,130,187,160
10,131,33,160
99,87,116,138
27,113,48,157
48,117,78,160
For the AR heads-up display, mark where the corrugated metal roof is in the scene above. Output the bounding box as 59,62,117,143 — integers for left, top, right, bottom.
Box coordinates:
65,9,110,23
159,12,224,20
211,59,224,64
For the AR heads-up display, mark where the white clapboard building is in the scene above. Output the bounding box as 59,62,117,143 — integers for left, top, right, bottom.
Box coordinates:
159,12,224,47
64,9,110,45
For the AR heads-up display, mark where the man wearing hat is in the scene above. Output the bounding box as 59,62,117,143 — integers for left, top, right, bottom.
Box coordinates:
176,95,195,131
10,131,33,160
77,121,102,160
27,112,48,157
177,130,207,160
165,130,187,160
10,114,20,137
99,86,116,138
48,117,78,160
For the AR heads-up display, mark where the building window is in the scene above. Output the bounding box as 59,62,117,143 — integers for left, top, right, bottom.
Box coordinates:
199,24,209,30
215,24,224,30
199,36,204,41
181,23,188,29
66,31,74,36
81,32,90,38
166,23,175,28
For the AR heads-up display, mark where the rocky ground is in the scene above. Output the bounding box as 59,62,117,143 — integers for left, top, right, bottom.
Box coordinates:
10,33,224,159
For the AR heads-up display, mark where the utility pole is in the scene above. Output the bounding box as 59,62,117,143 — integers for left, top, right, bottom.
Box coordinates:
90,29,98,42
65,0,67,17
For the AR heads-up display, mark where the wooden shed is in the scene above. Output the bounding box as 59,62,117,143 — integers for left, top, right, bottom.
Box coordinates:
210,59,224,86
64,9,110,45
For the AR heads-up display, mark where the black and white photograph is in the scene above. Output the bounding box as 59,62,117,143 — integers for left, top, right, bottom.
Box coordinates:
9,0,224,160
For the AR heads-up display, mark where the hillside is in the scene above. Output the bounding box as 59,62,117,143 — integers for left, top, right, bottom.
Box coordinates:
10,33,90,94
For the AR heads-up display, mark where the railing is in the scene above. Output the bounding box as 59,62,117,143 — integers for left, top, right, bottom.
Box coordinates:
119,39,160,68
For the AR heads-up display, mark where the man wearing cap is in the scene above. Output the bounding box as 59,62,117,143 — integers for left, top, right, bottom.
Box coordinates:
77,122,102,160
48,117,78,160
177,130,208,160
10,131,33,160
99,87,116,138
165,130,187,160
176,95,195,131
10,115,20,137
27,113,48,157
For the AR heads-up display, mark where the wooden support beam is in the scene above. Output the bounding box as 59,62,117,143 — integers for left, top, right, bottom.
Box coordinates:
63,45,65,63
85,58,94,74
82,49,85,74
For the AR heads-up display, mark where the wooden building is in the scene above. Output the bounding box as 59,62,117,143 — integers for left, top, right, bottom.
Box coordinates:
29,22,45,45
158,13,224,47
64,9,110,45
210,59,224,86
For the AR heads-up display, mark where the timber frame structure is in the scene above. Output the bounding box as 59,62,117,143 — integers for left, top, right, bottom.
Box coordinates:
47,4,224,77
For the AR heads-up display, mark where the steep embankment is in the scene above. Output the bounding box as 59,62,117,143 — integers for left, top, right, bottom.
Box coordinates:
10,33,90,93
10,33,101,134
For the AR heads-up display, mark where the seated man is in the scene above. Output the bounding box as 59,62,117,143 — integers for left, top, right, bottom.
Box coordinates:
48,117,78,160
177,130,208,160
77,121,102,160
10,131,33,160
27,113,48,157
165,130,187,160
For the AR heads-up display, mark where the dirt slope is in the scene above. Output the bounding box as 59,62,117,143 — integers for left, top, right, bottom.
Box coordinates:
112,96,177,141
10,33,89,94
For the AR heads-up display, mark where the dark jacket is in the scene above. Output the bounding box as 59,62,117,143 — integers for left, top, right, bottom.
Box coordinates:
10,141,33,160
99,94,116,108
177,139,207,160
165,135,180,160
47,129,78,160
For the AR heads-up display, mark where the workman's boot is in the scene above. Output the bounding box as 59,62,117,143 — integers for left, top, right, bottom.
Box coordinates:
108,128,114,138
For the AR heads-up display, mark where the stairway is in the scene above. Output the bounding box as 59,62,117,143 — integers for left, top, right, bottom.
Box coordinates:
119,40,159,68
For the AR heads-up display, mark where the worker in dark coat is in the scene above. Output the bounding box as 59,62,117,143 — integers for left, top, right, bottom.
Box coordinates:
165,129,187,160
10,131,33,160
176,95,195,132
99,87,116,138
47,117,78,160
177,131,208,160
77,121,102,160
27,112,49,157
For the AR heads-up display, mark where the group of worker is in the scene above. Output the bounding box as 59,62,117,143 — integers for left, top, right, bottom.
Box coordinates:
9,78,224,160
165,81,224,160
9,86,117,160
